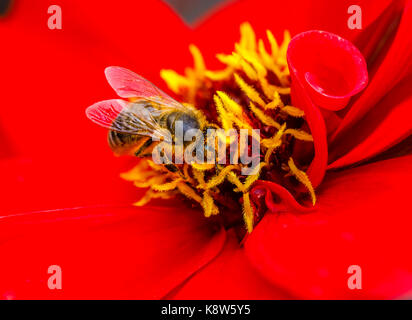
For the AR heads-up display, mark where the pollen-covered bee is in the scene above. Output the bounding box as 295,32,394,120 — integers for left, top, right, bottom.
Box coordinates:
86,67,206,166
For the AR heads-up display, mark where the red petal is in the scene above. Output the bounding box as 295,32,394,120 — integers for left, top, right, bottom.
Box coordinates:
245,154,412,299
168,230,292,299
196,0,393,60
329,74,412,168
0,205,225,299
0,156,139,215
331,0,412,142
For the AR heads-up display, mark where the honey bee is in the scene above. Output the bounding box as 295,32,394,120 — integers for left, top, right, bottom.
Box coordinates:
86,67,204,167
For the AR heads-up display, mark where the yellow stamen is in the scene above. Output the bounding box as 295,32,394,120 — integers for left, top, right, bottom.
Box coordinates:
243,192,254,233
189,44,206,77
235,44,267,77
160,69,190,94
191,163,215,171
249,101,281,129
266,30,279,57
227,172,245,192
205,68,233,81
134,175,168,188
282,105,305,117
177,181,203,203
239,22,256,52
261,123,286,149
284,129,313,141
264,124,287,164
198,165,238,190
192,168,206,184
217,53,241,67
152,179,181,191
234,73,266,107
134,189,177,207
238,56,259,81
287,158,316,206
265,91,284,109
217,91,244,117
201,191,219,217
214,94,233,130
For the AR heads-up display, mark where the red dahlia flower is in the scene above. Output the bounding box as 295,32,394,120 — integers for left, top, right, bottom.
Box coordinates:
0,0,412,299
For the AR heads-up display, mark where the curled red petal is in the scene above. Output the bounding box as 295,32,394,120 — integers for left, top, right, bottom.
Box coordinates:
287,31,368,111
287,30,368,188
252,181,313,213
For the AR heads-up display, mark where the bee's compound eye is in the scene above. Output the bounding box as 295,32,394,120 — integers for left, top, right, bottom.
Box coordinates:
180,113,200,133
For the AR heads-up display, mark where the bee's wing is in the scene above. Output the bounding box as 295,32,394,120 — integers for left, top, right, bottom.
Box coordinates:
105,66,187,111
86,99,171,141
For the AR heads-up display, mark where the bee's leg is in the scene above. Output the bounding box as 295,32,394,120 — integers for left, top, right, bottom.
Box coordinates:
134,138,153,157
165,163,180,173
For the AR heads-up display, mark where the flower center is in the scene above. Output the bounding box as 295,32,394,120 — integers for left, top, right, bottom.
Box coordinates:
123,22,315,234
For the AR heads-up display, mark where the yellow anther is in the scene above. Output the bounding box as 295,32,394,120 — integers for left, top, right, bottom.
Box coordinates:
234,73,266,107
238,56,259,81
265,91,284,109
258,76,275,100
201,191,219,217
120,161,150,181
261,123,286,149
134,189,177,207
279,30,291,63
146,159,169,172
189,44,205,77
258,38,274,68
152,179,181,191
192,168,206,185
227,172,245,192
266,30,279,57
205,68,233,81
243,192,254,233
215,92,252,130
239,22,256,52
217,53,241,68
177,181,203,203
160,69,190,94
235,44,267,77
282,105,305,117
198,165,238,190
249,102,281,129
217,91,244,117
284,129,313,141
134,174,168,188
214,94,233,130
275,86,291,95
191,163,215,171
287,157,316,206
